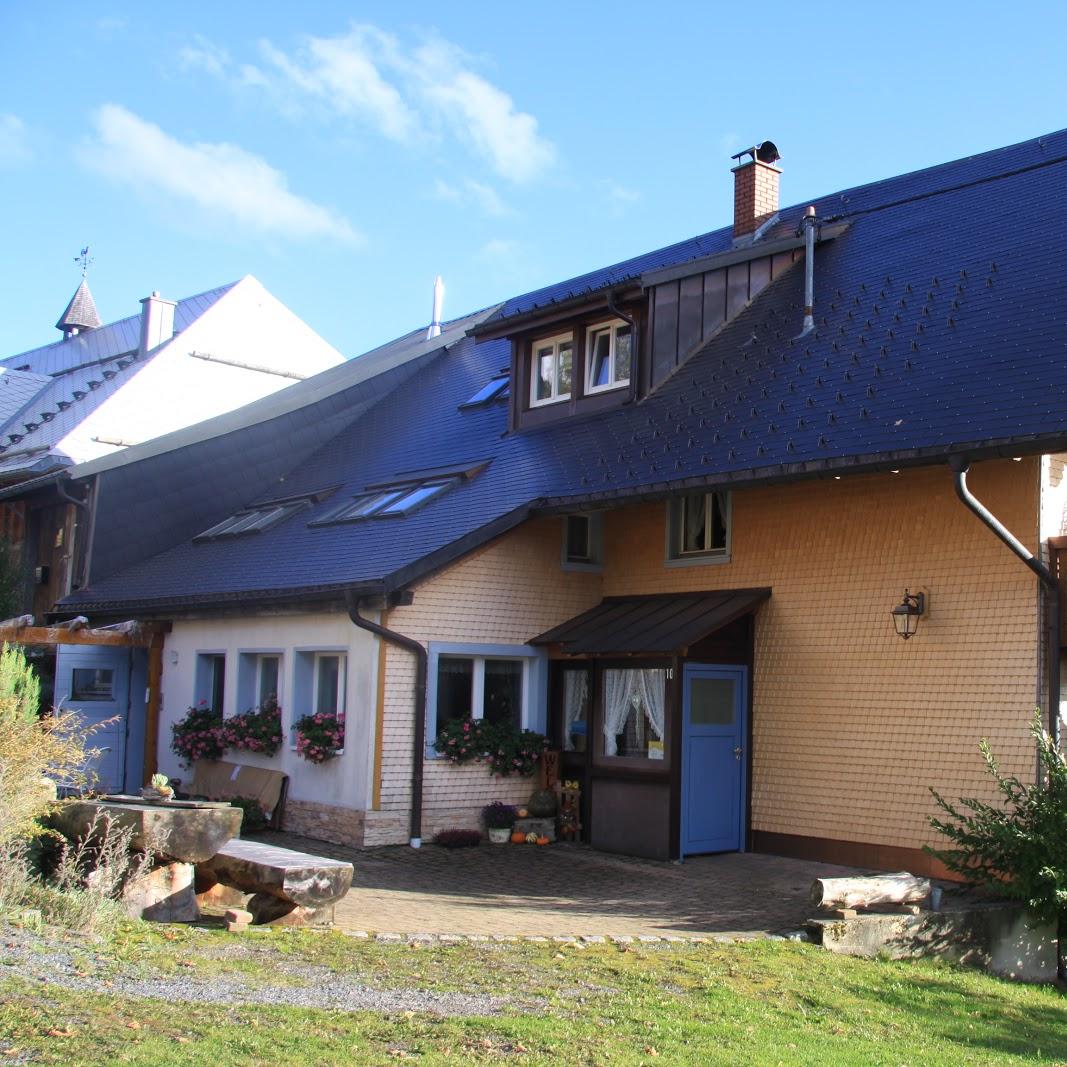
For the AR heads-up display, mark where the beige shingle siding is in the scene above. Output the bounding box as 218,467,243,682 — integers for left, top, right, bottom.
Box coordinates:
367,518,601,845
370,458,1041,855
602,459,1040,852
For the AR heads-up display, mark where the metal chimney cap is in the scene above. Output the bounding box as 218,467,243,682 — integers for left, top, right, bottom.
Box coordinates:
731,140,781,166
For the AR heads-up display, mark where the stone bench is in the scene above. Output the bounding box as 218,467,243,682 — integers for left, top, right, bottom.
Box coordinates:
196,838,354,926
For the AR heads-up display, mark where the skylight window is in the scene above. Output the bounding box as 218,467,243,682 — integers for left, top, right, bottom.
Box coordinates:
461,376,509,408
194,489,335,541
315,462,490,526
196,501,308,540
327,479,455,522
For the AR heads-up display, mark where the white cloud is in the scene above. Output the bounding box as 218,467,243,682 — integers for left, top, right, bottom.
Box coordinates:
260,30,418,142
179,36,231,79
81,105,360,245
433,177,512,218
0,114,30,166
258,25,555,184
412,39,555,184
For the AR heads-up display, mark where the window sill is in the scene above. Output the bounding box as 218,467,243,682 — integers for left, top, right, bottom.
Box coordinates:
664,551,731,569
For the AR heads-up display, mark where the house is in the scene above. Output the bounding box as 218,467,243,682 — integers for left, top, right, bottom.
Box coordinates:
0,273,344,619
49,129,1067,875
0,272,344,791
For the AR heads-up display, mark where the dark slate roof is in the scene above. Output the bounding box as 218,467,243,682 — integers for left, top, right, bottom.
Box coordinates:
532,590,771,654
61,128,1067,615
55,278,102,333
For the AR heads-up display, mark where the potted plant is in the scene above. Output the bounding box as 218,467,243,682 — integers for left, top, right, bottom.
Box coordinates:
482,801,518,844
294,712,346,763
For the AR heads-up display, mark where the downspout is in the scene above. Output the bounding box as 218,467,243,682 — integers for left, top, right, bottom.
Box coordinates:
950,457,1060,744
606,290,638,403
55,478,91,593
346,590,427,847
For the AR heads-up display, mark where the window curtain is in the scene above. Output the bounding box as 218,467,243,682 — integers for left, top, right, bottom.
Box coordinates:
602,669,635,756
632,669,666,741
563,671,588,752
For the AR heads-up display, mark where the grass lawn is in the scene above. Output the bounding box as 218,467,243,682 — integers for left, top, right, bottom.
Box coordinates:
1,922,1064,1066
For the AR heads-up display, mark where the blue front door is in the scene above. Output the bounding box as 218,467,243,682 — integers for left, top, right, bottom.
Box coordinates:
681,664,748,856
55,645,136,794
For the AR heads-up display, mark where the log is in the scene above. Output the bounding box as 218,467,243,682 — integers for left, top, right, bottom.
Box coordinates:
810,872,932,910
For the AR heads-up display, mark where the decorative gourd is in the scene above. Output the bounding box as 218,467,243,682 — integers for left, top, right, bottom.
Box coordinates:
525,831,539,844
516,808,529,818
527,789,557,818
510,831,526,844
536,836,550,846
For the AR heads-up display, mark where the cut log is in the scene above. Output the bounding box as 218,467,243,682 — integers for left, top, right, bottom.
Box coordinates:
810,872,932,910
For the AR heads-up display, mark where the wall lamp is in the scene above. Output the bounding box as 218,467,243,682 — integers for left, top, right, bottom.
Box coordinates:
891,589,926,640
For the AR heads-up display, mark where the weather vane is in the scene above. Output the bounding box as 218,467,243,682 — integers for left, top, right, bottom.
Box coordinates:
74,246,93,277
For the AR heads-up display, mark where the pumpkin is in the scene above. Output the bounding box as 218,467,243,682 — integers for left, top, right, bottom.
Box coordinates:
525,831,539,844
536,836,550,846
510,830,526,844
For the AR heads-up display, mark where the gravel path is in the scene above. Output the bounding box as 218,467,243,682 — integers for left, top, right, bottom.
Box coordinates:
0,925,505,1017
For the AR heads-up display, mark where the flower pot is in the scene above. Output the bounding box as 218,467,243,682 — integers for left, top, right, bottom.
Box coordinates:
487,827,511,844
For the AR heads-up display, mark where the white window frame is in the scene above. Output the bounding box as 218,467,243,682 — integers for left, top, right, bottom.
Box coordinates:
584,319,632,395
529,332,574,407
290,648,347,753
235,650,284,716
665,491,732,566
425,642,548,757
194,651,227,713
561,512,603,572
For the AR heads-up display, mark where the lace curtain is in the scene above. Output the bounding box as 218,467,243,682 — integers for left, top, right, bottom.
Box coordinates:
631,669,665,742
563,671,589,751
602,669,635,756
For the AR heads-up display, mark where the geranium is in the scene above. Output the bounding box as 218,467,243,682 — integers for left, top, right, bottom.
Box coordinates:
171,702,224,767
294,711,345,763
224,696,284,757
433,717,548,777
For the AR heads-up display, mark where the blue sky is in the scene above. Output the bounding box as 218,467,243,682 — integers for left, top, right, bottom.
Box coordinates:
2,2,1066,360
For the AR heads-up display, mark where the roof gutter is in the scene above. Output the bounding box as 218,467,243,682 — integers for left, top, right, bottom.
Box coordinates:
950,457,1059,744
345,589,426,848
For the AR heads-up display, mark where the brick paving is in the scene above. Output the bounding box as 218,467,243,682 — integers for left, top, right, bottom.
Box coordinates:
255,831,861,938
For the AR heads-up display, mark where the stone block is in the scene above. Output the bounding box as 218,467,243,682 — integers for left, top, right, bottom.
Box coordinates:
811,903,1057,982
513,817,555,841
123,861,198,922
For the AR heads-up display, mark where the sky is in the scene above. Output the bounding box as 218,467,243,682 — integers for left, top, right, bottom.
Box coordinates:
2,1,1067,361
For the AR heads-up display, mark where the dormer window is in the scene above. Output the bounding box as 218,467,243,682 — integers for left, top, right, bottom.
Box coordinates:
585,320,631,394
530,333,573,406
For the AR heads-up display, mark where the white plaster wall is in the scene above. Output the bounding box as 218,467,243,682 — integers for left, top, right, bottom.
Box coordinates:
57,276,344,465
1040,454,1067,541
158,611,378,812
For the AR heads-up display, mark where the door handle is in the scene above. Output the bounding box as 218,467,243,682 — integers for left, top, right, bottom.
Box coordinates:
734,746,743,761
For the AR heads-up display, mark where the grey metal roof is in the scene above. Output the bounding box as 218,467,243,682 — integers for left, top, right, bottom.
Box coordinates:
5,282,235,377
531,590,771,654
55,278,102,333
0,368,53,427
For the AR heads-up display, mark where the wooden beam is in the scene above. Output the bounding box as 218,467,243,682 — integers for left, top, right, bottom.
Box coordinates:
143,632,164,784
0,625,153,648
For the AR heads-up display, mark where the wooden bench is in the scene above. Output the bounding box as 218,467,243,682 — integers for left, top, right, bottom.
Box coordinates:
196,838,354,926
186,760,288,831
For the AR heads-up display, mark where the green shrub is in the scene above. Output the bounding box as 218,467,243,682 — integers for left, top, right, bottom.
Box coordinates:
927,714,1067,930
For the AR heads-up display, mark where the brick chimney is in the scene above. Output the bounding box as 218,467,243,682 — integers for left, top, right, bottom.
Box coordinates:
731,141,781,240
139,290,177,357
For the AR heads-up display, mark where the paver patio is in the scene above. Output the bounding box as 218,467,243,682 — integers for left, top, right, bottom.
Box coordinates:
255,831,862,938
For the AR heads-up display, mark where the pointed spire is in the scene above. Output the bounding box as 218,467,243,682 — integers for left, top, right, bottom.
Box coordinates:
56,278,102,336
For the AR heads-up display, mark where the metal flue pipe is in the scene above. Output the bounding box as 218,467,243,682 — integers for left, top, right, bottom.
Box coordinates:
800,206,816,335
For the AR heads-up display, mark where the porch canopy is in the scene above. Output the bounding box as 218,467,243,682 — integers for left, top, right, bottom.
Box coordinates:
531,588,770,656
